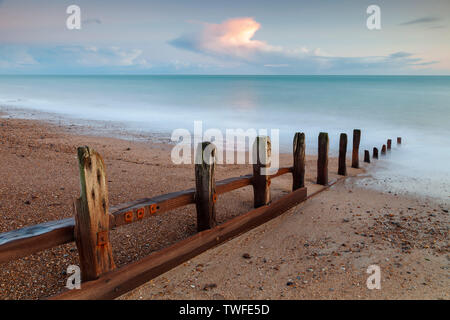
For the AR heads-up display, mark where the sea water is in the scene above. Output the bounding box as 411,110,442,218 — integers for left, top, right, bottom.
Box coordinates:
0,75,449,201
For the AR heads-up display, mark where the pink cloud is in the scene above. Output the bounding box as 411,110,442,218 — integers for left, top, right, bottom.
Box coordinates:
172,17,280,60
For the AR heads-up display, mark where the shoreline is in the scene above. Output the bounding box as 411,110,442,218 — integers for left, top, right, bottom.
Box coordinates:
0,105,175,145
3,104,450,203
0,115,448,299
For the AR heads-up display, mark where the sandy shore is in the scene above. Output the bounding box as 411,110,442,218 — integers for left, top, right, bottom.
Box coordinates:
0,115,448,300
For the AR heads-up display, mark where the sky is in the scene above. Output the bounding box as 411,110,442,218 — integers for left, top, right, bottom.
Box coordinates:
0,0,449,75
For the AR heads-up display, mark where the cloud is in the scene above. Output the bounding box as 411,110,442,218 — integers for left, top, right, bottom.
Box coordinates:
411,61,439,66
389,52,413,59
74,46,148,67
170,17,437,74
399,16,441,26
171,17,282,61
0,45,151,73
264,64,289,68
0,46,38,68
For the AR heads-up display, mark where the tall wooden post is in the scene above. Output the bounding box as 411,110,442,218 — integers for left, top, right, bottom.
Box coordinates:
317,132,329,185
338,133,347,176
292,132,305,190
381,144,386,155
74,146,116,281
252,136,271,208
195,142,217,232
373,147,379,159
364,150,370,163
397,137,402,145
352,129,361,169
387,139,392,150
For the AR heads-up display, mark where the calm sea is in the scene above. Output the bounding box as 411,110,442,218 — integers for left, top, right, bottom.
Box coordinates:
0,75,449,201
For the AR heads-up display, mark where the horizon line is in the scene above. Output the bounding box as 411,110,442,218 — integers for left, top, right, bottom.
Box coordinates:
1,74,450,77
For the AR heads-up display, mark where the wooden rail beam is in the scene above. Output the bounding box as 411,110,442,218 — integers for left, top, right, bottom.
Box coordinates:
215,175,252,194
110,190,195,228
0,218,75,264
51,186,307,300
0,197,164,264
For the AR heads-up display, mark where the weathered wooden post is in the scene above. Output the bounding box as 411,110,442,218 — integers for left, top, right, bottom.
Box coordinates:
252,136,271,208
195,142,217,232
74,146,116,281
317,132,329,185
381,144,386,155
364,150,370,163
292,132,305,190
338,133,347,176
373,147,379,159
351,129,361,169
387,139,392,150
397,137,402,145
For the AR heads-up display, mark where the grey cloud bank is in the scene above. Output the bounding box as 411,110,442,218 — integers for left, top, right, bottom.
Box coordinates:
399,16,441,25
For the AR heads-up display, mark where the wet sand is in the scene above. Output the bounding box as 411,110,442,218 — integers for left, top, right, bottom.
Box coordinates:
0,116,448,300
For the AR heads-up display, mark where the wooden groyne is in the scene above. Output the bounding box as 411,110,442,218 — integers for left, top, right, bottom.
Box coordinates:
0,130,401,299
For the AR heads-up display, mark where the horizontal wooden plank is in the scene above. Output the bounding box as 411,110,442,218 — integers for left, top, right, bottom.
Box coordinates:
270,166,292,179
110,189,196,228
109,167,292,227
0,167,293,264
215,167,291,194
0,218,75,264
215,174,252,194
0,199,147,264
51,186,307,300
